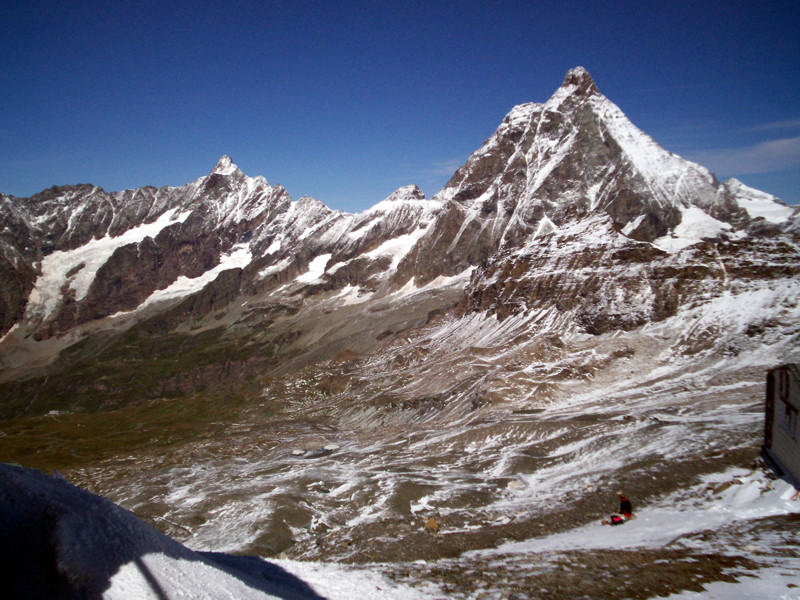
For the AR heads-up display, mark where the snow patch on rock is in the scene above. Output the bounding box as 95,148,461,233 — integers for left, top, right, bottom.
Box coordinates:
296,254,332,284
259,257,292,279
141,244,252,309
531,215,558,241
212,155,238,176
652,205,734,252
364,227,427,271
333,285,374,306
265,238,282,255
725,178,794,223
25,207,192,321
621,214,647,236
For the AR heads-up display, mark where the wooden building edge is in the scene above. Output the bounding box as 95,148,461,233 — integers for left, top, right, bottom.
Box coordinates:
762,364,800,489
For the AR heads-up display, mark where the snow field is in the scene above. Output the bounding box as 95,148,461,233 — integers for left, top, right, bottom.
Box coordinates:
475,469,800,557
25,207,192,320
105,553,434,600
142,244,252,308
295,253,332,284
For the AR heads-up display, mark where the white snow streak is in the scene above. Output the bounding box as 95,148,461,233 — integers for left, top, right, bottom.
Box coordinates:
141,244,252,308
25,208,192,320
296,254,332,284
364,227,427,270
621,214,646,236
652,205,734,252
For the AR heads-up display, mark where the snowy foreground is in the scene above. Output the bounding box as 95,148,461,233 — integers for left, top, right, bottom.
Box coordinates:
469,468,800,600
1,462,798,599
0,462,431,599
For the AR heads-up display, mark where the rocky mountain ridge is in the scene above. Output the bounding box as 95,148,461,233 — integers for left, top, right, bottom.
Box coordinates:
0,67,797,407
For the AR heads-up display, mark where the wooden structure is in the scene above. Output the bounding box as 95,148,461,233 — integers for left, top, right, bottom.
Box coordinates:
764,364,800,487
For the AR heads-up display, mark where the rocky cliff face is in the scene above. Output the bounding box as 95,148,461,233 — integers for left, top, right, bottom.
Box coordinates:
427,68,763,246
0,68,797,409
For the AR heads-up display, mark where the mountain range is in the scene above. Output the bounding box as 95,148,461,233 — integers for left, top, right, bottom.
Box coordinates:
1,67,799,598
1,67,797,406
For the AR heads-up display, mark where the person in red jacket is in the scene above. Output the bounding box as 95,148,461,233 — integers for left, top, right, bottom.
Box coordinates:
618,492,632,515
605,491,633,525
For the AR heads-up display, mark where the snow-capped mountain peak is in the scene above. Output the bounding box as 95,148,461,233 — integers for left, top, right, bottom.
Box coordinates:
432,67,793,250
363,185,430,216
560,65,600,95
382,184,426,203
1,69,799,600
723,177,795,223
211,155,239,176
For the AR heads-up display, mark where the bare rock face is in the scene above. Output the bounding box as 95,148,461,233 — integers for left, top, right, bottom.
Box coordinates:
0,258,34,335
458,221,676,330
0,195,40,334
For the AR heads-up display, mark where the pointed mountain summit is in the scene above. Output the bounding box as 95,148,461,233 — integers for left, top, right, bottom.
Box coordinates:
382,184,426,203
433,66,790,251
211,155,239,176
1,70,799,599
560,65,599,96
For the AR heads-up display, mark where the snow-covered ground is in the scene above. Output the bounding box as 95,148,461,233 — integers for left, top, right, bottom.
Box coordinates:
653,205,739,252
40,258,793,597
455,468,800,600
475,469,799,555
4,458,798,599
0,463,434,600
105,552,435,600
5,286,800,597
663,568,800,600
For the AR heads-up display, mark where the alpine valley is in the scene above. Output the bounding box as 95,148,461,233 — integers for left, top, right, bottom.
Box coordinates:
2,68,800,599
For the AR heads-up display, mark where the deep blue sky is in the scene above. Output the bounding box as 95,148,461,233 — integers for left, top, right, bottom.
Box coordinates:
2,0,799,211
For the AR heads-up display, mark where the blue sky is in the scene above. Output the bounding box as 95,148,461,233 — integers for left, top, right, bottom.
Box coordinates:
2,0,798,211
